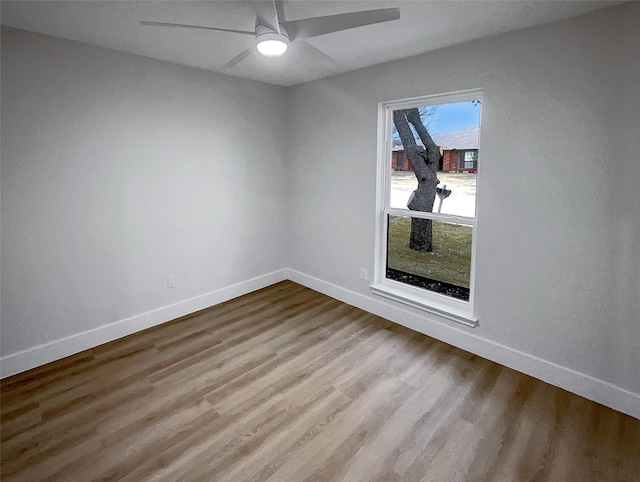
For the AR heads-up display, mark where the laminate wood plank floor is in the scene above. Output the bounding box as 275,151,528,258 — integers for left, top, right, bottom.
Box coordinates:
1,281,639,481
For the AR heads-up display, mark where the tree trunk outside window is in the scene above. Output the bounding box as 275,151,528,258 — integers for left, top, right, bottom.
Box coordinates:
392,108,440,252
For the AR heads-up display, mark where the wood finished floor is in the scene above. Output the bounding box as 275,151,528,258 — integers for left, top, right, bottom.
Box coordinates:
1,281,639,482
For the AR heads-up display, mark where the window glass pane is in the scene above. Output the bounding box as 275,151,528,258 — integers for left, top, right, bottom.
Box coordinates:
463,151,478,168
386,215,472,301
389,101,480,218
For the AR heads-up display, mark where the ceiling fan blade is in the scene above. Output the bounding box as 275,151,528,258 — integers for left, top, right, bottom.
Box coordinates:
282,7,400,41
139,21,255,36
274,0,287,23
297,41,337,66
222,46,254,69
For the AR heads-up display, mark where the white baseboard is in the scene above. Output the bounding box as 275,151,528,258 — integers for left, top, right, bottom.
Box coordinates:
286,269,640,420
3,267,638,420
0,270,287,379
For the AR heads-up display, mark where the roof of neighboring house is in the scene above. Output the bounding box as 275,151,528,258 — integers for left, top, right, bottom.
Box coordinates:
392,125,479,151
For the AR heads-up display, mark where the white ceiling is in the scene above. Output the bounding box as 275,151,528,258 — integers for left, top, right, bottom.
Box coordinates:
1,0,622,86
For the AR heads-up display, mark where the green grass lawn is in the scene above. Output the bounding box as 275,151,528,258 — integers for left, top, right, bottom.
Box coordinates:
387,216,472,288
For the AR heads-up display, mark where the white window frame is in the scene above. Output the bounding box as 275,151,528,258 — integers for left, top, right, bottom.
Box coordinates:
371,89,483,327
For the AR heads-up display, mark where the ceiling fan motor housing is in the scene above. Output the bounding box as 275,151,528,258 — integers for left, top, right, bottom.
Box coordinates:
255,24,289,57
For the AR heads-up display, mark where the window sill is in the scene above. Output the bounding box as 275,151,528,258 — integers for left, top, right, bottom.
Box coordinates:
370,282,478,328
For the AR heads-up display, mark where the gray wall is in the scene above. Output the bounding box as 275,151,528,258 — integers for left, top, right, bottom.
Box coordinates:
286,3,640,399
1,28,287,356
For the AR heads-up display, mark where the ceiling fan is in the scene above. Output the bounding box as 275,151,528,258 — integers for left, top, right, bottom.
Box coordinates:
140,1,400,69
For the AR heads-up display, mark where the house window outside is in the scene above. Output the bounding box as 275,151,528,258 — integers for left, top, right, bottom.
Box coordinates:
373,90,482,326
396,151,404,168
463,150,478,169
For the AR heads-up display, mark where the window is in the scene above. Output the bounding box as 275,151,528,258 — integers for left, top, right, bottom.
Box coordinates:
396,151,404,168
373,90,482,326
462,150,478,169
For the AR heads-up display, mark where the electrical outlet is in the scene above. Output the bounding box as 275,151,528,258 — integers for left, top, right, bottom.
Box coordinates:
167,274,176,288
360,268,368,281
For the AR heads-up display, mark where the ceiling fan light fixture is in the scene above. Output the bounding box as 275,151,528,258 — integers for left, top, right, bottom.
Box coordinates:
256,31,289,57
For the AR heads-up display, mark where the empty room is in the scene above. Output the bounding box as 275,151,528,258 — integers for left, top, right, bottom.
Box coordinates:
1,1,639,480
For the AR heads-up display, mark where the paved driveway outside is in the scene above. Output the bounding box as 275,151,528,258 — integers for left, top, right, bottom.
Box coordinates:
390,171,476,218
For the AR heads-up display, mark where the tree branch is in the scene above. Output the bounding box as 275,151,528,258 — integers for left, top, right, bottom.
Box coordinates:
392,110,429,180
